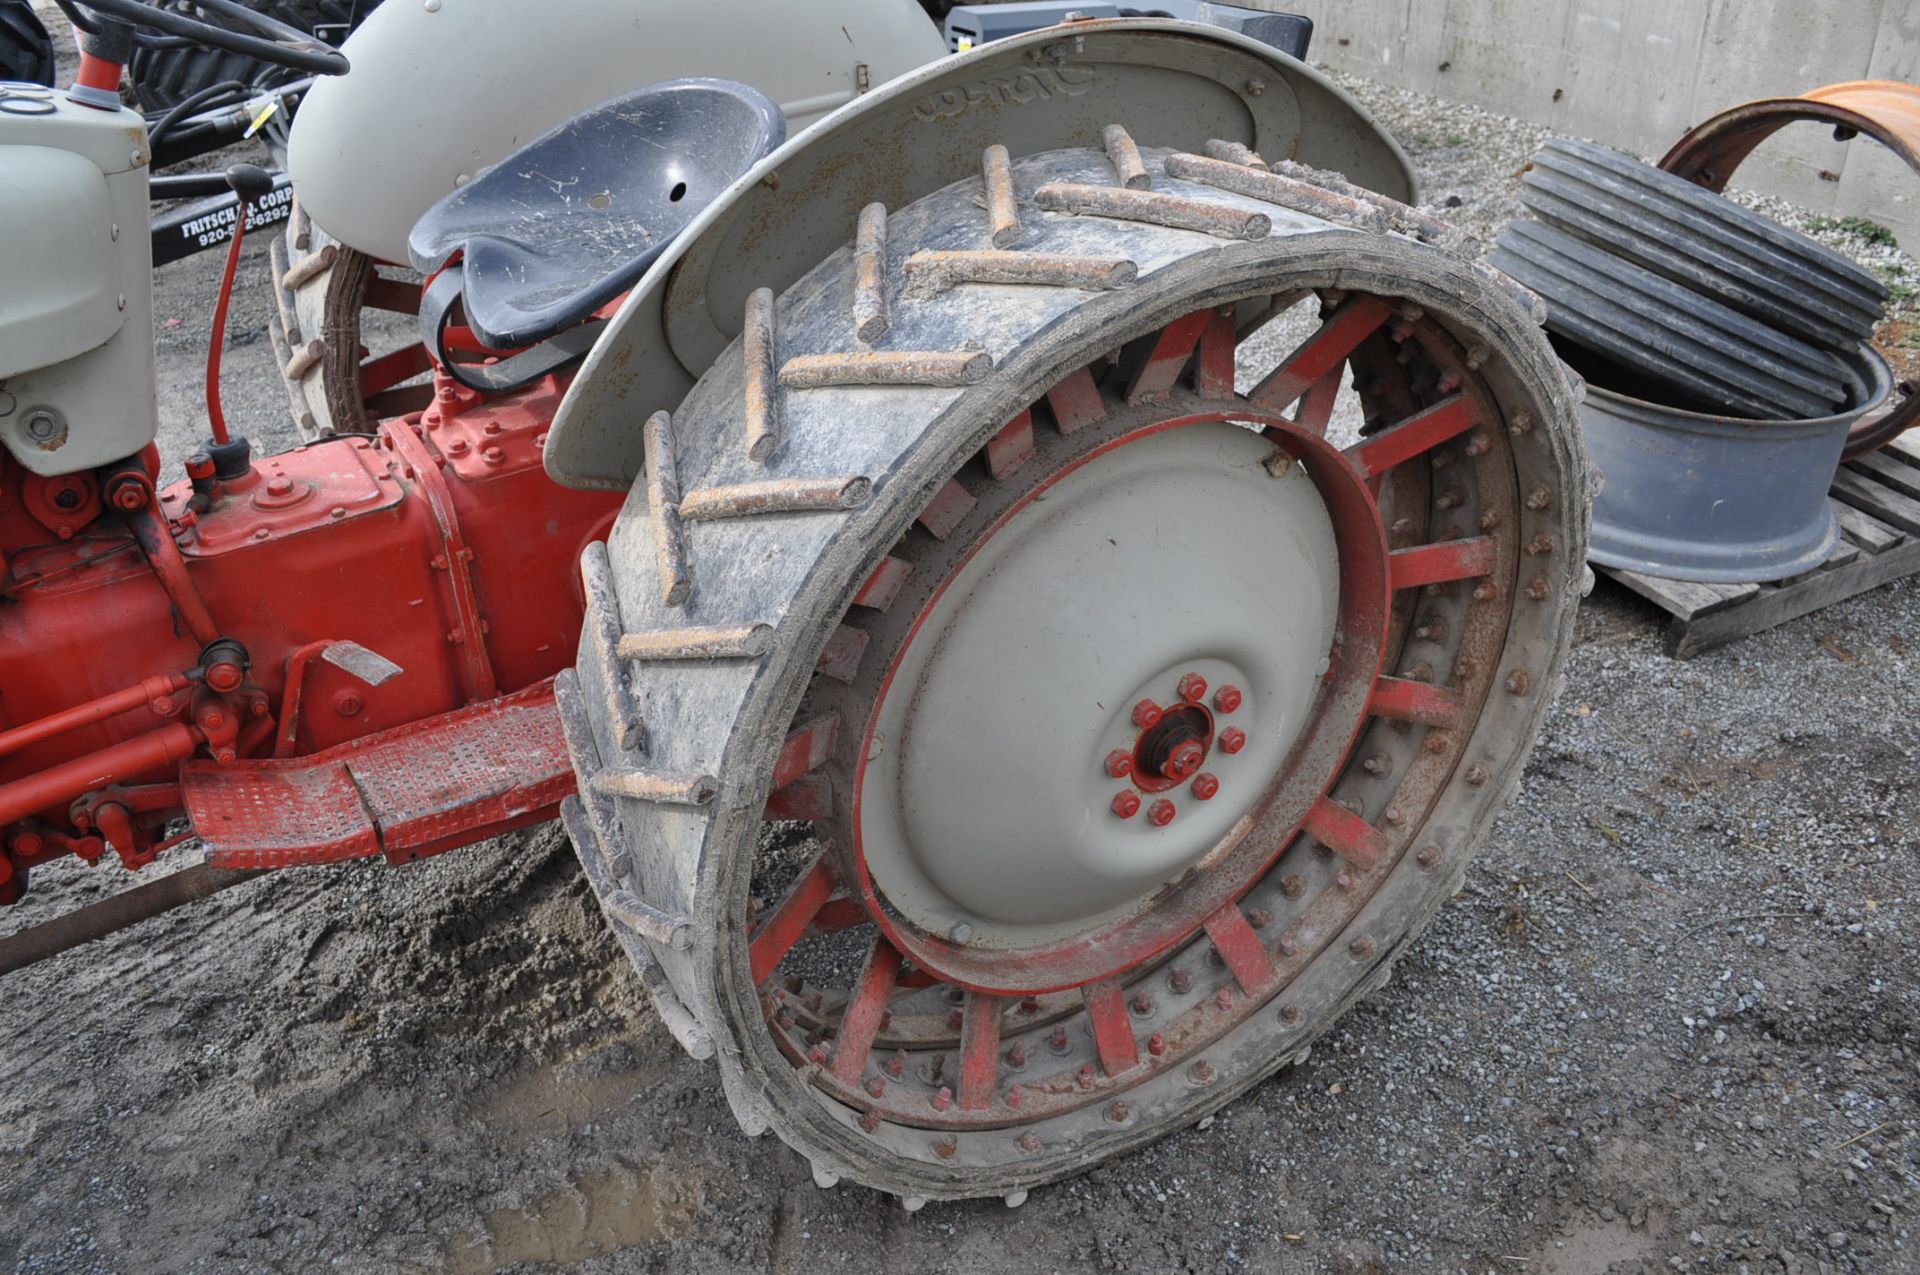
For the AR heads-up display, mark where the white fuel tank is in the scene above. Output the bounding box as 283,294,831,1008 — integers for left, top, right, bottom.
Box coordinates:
286,0,948,265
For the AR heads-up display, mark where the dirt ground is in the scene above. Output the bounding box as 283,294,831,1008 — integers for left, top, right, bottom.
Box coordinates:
4,62,1919,1275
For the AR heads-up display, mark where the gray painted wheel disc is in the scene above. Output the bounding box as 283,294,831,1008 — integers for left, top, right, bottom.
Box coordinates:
860,421,1340,950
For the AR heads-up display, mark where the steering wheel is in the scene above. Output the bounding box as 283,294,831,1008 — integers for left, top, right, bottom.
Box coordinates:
62,0,350,77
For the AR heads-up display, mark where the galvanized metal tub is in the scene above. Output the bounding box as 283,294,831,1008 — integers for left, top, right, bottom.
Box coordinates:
1581,341,1893,583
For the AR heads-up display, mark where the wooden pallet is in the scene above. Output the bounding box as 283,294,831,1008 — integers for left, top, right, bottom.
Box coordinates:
1599,434,1920,658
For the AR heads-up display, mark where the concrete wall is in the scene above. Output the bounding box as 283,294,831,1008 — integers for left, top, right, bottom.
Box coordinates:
1247,0,1920,245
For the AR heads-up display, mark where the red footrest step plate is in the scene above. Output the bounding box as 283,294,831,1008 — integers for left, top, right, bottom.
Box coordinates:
183,679,575,870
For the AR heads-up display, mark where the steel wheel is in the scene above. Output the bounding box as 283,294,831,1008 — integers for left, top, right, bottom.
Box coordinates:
560,137,1589,1203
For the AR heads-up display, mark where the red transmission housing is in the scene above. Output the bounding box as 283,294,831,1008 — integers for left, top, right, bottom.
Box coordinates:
0,372,620,898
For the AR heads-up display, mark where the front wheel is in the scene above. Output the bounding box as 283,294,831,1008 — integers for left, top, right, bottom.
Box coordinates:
560,138,1590,1203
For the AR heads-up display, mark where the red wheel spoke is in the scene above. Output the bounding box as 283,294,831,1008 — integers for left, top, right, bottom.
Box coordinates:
916,479,976,540
1350,395,1479,477
764,771,834,821
1369,676,1465,728
811,896,868,934
359,344,432,396
853,556,914,611
986,409,1037,479
830,938,902,1084
1202,902,1275,993
771,714,839,791
816,625,870,684
749,855,836,985
1390,537,1497,590
1046,366,1106,435
1124,308,1213,405
1302,796,1388,871
1194,305,1237,399
1249,295,1394,412
362,275,423,315
1293,367,1343,438
1083,978,1140,1076
958,992,1005,1110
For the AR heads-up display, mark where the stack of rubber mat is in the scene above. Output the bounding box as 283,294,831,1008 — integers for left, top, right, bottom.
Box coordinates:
1491,139,1888,421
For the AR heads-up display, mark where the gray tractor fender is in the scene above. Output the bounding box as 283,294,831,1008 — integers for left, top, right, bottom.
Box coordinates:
541,17,1416,491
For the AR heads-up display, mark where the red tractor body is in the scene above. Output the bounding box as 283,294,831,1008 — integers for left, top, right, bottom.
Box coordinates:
0,372,618,896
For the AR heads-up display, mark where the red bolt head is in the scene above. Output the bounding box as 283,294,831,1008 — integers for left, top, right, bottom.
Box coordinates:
807,1043,829,1065
1178,672,1208,703
1018,1132,1043,1153
1104,749,1133,778
1191,772,1220,800
265,476,294,497
1213,684,1243,714
1147,1031,1168,1057
1163,738,1205,781
1111,791,1141,819
1131,699,1162,728
204,661,244,693
931,1086,953,1111
1006,1084,1025,1108
1148,799,1176,827
864,1074,886,1098
1219,727,1247,755
1076,1064,1095,1090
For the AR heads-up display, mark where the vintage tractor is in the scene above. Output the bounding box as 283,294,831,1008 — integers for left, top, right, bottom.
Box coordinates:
0,0,1590,1205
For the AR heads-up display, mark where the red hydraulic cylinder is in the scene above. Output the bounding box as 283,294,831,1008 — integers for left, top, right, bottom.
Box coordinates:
0,724,200,828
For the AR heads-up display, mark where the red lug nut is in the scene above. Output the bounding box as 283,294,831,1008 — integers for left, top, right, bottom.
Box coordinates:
1111,791,1141,819
1178,672,1208,704
1104,749,1133,778
1219,727,1247,755
1191,772,1220,800
1131,699,1162,729
1213,684,1243,714
1163,738,1205,781
1148,799,1176,827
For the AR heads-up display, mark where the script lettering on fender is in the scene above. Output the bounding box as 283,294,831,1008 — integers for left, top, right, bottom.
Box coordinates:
911,63,1097,123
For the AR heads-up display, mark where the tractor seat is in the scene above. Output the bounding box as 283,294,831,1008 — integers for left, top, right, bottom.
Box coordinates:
408,78,785,388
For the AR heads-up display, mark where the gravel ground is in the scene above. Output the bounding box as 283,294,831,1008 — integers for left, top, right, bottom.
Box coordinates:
4,63,1919,1275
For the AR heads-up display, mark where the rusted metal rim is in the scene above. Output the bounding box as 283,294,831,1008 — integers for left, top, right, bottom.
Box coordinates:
1658,81,1920,457
847,405,1389,995
745,289,1530,1142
